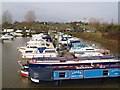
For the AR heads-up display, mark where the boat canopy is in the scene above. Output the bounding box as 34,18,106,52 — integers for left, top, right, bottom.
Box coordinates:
70,41,88,49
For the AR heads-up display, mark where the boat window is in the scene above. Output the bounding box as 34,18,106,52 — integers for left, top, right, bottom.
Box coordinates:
41,43,45,45
71,45,74,48
46,43,50,46
86,49,94,50
38,47,46,53
29,46,37,48
61,37,67,41
45,50,56,53
103,70,108,76
76,52,84,54
109,62,119,67
59,72,66,78
93,63,105,68
25,51,33,53
71,42,87,48
77,45,81,49
84,64,91,67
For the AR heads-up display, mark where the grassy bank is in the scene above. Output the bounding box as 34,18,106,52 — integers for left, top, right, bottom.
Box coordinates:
65,32,119,54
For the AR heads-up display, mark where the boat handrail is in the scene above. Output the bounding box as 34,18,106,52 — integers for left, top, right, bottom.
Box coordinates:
30,55,117,62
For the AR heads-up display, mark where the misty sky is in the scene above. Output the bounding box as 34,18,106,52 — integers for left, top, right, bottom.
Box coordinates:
2,2,118,23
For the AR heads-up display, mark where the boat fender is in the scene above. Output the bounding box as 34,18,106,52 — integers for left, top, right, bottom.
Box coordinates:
32,59,37,63
73,59,79,62
29,59,37,63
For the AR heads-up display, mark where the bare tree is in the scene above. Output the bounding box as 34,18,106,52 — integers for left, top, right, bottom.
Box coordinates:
2,10,12,24
24,10,36,22
89,18,100,30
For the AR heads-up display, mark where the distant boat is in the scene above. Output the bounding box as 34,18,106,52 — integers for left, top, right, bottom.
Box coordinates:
58,34,78,45
14,30,23,37
0,34,14,41
31,33,52,42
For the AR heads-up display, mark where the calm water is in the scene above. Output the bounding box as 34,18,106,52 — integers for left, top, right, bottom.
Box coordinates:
1,38,120,88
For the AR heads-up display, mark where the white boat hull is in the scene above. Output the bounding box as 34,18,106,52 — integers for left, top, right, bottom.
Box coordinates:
22,53,58,58
30,78,39,83
75,52,103,57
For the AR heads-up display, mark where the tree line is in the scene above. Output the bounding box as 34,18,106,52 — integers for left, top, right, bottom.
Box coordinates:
2,10,120,33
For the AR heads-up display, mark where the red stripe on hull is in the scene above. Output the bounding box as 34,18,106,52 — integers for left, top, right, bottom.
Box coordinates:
21,73,28,77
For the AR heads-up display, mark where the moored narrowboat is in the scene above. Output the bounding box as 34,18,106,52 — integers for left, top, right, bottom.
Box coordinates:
28,56,120,83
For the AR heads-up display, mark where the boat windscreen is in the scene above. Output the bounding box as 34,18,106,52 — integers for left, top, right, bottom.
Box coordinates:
71,42,88,48
38,47,46,53
44,50,56,53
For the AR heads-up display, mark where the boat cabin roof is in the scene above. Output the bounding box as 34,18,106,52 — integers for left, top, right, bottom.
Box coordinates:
32,56,116,61
29,56,119,65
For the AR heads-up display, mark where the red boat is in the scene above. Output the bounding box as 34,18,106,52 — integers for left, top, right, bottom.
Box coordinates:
20,65,29,77
18,61,29,77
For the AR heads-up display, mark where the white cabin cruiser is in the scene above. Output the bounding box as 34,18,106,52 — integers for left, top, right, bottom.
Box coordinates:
18,40,55,53
0,34,14,41
69,40,110,57
21,48,58,58
15,30,23,37
58,34,79,45
31,33,52,42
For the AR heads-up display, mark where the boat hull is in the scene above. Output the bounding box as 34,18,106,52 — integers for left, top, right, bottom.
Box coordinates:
21,70,29,77
29,64,120,82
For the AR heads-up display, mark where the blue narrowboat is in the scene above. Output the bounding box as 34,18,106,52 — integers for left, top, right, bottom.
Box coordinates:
28,56,120,83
